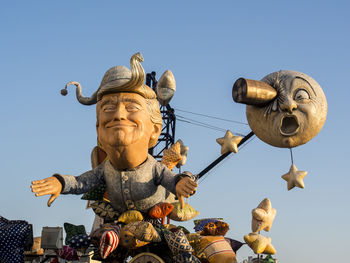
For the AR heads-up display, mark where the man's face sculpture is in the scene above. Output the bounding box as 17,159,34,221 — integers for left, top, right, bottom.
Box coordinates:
246,70,327,148
97,92,159,152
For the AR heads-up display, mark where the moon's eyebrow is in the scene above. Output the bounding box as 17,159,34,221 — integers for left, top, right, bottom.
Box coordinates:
294,77,316,96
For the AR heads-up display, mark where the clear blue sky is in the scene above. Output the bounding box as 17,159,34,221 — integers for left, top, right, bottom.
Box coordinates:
0,1,349,262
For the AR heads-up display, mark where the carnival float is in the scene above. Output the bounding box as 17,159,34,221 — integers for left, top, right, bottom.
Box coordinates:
0,52,327,263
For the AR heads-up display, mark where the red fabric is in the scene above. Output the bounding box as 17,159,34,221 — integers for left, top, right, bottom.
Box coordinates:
57,245,79,260
148,202,174,224
100,229,119,259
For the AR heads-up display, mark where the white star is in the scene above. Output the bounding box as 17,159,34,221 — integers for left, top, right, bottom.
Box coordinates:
216,130,242,154
281,164,307,190
251,198,276,232
244,233,276,255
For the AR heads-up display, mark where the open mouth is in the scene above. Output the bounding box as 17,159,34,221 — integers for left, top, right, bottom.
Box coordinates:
280,115,299,136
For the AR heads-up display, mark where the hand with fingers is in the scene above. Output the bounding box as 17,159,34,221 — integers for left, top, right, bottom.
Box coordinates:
31,177,62,207
175,175,198,209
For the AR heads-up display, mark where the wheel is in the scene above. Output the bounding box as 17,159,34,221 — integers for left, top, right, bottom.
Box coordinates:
129,252,165,263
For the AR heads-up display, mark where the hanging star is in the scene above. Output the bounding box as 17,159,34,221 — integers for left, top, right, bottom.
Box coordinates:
281,164,307,190
244,233,276,255
251,198,276,233
216,130,242,155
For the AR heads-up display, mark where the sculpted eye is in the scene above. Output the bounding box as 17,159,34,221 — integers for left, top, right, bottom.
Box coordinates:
103,105,116,112
125,103,140,112
294,89,310,101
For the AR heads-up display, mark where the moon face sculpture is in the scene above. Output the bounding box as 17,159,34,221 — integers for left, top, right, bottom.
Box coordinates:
246,70,327,148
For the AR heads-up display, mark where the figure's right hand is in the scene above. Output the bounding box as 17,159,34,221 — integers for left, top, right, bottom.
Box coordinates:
31,176,62,207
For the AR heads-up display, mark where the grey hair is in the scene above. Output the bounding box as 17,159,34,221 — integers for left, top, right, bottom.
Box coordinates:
145,98,163,147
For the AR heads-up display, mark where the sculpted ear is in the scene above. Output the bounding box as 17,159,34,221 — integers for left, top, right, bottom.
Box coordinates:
149,123,162,148
96,124,101,140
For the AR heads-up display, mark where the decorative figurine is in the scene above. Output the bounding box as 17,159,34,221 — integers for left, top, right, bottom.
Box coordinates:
156,70,176,106
244,233,276,255
216,130,243,154
251,198,276,233
281,164,307,191
30,52,197,212
233,70,327,148
233,70,327,191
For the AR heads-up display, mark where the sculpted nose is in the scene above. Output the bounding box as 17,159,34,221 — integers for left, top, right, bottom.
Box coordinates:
113,104,127,120
280,98,297,113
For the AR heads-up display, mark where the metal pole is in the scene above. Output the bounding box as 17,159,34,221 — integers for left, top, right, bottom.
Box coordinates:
197,131,254,179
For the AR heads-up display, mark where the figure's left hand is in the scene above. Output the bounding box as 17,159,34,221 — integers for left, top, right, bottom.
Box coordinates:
176,176,198,209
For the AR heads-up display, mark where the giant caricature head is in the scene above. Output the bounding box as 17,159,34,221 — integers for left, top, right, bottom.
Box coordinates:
233,70,327,148
62,53,162,152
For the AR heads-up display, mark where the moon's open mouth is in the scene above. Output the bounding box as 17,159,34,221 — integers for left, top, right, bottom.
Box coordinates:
280,115,299,136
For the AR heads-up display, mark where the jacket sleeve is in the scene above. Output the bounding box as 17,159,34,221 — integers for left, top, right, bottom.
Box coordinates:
153,161,193,196
53,163,105,195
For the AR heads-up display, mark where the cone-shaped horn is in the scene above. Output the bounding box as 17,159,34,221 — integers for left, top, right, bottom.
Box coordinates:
62,81,98,105
232,78,277,106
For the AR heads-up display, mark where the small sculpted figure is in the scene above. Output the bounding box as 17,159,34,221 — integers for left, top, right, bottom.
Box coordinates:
31,53,197,213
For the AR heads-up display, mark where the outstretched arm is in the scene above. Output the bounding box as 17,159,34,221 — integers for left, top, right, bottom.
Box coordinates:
31,176,62,207
31,164,105,207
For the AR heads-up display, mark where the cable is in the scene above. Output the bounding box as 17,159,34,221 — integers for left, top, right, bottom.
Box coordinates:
176,114,245,136
290,148,294,164
175,108,249,125
177,117,224,132
176,115,226,132
177,119,225,133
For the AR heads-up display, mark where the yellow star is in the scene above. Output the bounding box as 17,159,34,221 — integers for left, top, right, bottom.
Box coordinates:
251,198,276,233
216,130,242,155
281,164,307,191
244,233,276,255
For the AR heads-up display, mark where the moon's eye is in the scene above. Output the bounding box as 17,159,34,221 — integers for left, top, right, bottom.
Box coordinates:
294,89,310,101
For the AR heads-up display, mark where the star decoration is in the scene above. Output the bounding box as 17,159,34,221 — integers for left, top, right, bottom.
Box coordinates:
176,139,189,168
216,130,242,155
251,198,276,232
281,164,307,190
244,233,276,255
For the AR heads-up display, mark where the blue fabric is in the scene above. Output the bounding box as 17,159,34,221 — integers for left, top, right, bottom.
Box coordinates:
164,229,193,255
0,216,32,263
67,234,91,249
193,218,221,232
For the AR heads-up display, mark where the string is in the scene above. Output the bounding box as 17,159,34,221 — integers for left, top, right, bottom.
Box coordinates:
290,148,294,164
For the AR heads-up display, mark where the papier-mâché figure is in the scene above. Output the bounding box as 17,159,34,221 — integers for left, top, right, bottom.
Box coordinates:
233,70,327,148
31,53,197,213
